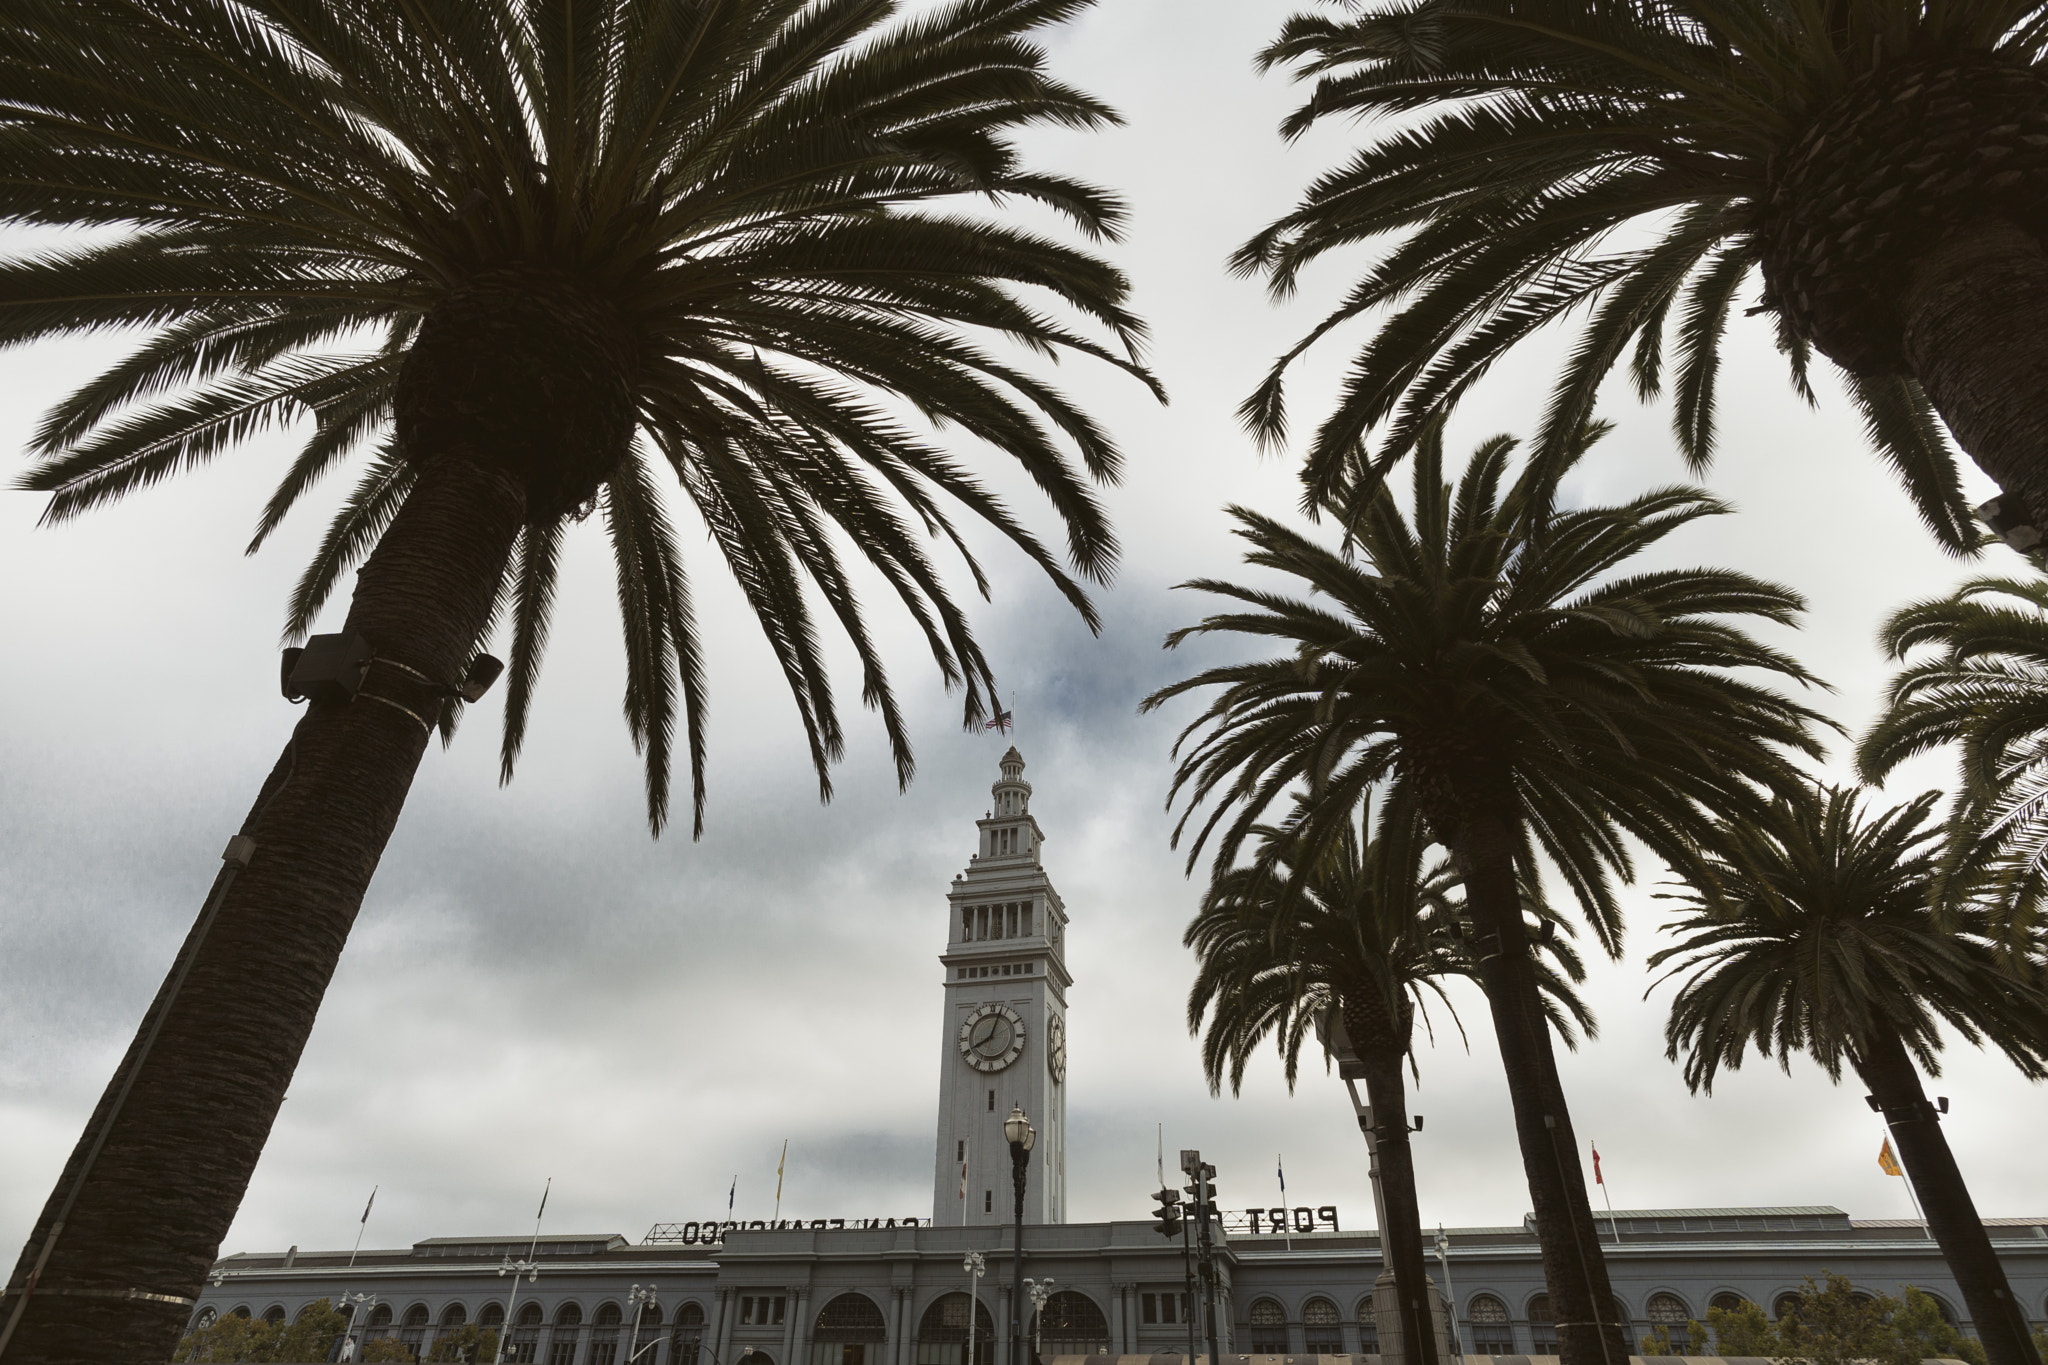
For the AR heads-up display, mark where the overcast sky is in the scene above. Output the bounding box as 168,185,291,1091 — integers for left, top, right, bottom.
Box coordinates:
4,0,2043,1267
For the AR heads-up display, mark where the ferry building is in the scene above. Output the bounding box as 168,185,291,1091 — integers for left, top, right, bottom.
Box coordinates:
191,751,2048,1361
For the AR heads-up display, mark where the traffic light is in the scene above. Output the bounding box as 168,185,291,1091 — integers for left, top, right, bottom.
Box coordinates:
1151,1187,1184,1239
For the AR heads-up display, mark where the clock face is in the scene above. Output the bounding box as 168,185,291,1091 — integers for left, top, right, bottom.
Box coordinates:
958,1003,1026,1073
1048,1013,1067,1084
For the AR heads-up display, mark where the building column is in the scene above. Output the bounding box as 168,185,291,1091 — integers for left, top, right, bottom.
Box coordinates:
791,1288,814,1365
996,1287,1012,1365
781,1288,802,1365
1110,1284,1125,1356
713,1291,735,1365
886,1288,904,1365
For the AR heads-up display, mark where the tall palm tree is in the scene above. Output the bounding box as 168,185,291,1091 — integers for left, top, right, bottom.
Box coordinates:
1188,809,1597,1365
1649,783,2048,1365
1238,0,2048,550
1860,574,2048,943
1144,424,1827,1365
0,3,1156,1358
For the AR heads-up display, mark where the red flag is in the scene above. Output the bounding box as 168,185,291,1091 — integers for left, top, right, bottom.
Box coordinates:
1592,1143,1604,1186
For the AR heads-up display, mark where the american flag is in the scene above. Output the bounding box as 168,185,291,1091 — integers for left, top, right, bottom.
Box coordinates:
983,710,1013,733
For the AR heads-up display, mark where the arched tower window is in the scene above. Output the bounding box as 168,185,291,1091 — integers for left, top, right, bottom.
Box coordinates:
917,1292,996,1365
1708,1293,1747,1315
551,1303,586,1365
813,1293,888,1365
1355,1298,1377,1354
1033,1292,1109,1357
672,1302,708,1365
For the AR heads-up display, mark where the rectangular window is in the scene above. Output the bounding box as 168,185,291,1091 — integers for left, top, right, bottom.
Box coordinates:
984,1190,993,1213
1007,905,1018,936
963,908,973,940
1023,905,1034,935
988,1089,995,1111
976,906,988,940
958,1140,965,1160
774,1298,787,1325
1142,1295,1158,1325
741,1297,754,1325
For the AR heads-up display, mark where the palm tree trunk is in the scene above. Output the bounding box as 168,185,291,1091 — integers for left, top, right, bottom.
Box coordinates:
1900,216,2048,530
1349,1014,1440,1365
1,453,526,1365
1855,1024,2043,1365
1450,811,1628,1365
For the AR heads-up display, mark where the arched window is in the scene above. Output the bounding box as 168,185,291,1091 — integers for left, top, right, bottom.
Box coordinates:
1302,1298,1342,1355
405,1304,432,1326
508,1301,545,1365
1034,1292,1109,1358
369,1304,395,1327
1917,1293,1957,1326
1773,1294,1802,1322
672,1301,707,1365
401,1303,431,1357
296,1302,328,1323
263,1305,288,1325
444,1303,471,1327
1355,1298,1377,1354
191,1307,219,1331
918,1292,997,1365
1646,1293,1692,1352
1467,1294,1513,1355
590,1301,625,1365
481,1304,506,1327
230,1306,254,1319
1709,1293,1747,1315
552,1303,586,1365
1528,1294,1557,1354
1246,1297,1288,1354
813,1293,889,1365
640,1303,664,1328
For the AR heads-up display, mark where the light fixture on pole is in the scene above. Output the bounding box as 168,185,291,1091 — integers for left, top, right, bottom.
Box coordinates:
493,1254,540,1364
963,1251,988,1365
625,1284,661,1365
338,1292,378,1362
1023,1278,1055,1363
1004,1106,1036,1365
1434,1227,1464,1360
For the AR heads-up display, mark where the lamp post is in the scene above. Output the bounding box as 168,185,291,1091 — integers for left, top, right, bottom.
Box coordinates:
338,1292,378,1363
626,1285,661,1365
1003,1106,1036,1365
964,1251,988,1365
493,1254,539,1364
1434,1226,1462,1360
1022,1279,1054,1362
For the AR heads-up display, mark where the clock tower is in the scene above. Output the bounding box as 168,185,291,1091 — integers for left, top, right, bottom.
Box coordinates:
932,746,1069,1226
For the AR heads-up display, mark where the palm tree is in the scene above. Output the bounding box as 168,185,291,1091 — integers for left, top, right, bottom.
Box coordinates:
0,3,1156,1357
1145,424,1827,1365
1649,783,2048,1365
1860,574,2048,942
1237,0,2048,551
1188,809,1597,1365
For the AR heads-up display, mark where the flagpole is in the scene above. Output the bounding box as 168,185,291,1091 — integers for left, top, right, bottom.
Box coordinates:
349,1186,377,1268
775,1140,789,1223
1593,1144,1622,1243
1279,1153,1291,1251
1881,1132,1932,1238
528,1177,550,1260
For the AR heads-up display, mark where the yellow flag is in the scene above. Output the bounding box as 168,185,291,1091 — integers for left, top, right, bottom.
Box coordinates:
1878,1136,1904,1177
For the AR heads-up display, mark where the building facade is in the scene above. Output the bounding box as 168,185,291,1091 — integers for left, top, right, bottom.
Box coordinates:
188,751,2048,1359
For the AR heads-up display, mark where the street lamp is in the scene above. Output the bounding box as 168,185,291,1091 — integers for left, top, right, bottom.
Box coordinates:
338,1293,378,1363
963,1251,988,1365
1004,1106,1036,1365
1434,1226,1463,1360
1023,1279,1055,1363
626,1285,661,1365
493,1254,540,1364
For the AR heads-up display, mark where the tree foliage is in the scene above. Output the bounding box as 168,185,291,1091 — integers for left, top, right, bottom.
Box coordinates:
0,0,1160,833
1235,0,2048,545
